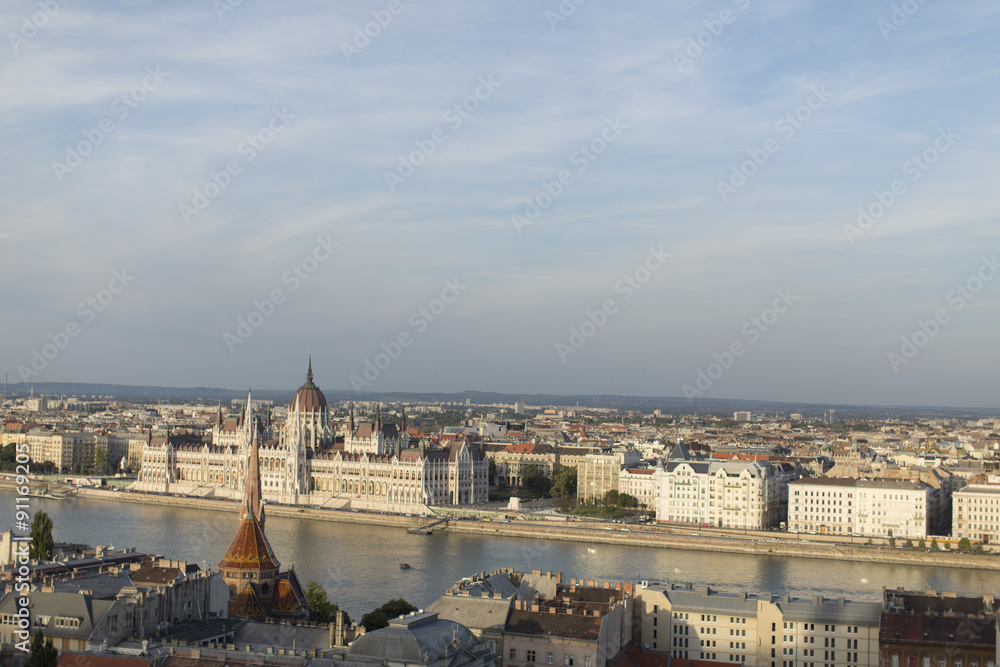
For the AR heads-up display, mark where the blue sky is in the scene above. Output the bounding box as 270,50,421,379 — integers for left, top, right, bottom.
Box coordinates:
2,0,998,408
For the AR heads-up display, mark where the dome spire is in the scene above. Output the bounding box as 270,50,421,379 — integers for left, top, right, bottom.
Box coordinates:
306,354,313,384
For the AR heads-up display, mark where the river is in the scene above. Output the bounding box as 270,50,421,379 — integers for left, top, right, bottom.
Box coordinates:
18,491,1000,618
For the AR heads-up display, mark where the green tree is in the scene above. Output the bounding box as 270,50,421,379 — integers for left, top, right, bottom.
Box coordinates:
29,512,53,561
304,581,351,625
94,447,109,475
520,465,552,495
551,465,577,499
603,489,620,507
888,537,896,547
26,632,57,667
488,458,497,486
618,493,638,509
904,539,913,548
931,538,939,550
958,537,972,552
360,598,418,631
918,539,926,549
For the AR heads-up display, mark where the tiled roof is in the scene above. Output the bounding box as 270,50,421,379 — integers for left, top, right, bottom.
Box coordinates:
217,513,279,571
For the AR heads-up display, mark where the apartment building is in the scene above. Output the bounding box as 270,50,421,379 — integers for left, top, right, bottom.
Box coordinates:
578,450,640,503
952,482,1000,544
653,460,793,529
788,478,934,539
636,582,880,667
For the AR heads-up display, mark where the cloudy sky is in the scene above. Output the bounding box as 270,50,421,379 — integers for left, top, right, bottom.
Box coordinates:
2,1,998,408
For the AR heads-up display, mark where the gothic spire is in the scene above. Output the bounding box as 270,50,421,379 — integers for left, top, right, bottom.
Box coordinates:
239,421,265,529
307,354,313,384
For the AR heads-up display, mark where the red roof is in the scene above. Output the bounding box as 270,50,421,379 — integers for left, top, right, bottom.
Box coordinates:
217,513,279,571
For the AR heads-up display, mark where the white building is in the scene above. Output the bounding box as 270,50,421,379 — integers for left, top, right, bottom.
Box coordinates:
653,460,793,529
619,468,656,509
635,581,881,667
789,477,933,539
135,360,489,512
952,481,1000,544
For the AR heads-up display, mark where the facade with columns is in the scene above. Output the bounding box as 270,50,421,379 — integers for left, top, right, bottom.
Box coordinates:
134,360,488,512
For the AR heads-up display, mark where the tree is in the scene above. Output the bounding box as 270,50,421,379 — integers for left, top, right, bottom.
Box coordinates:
958,537,972,552
918,539,926,549
26,632,57,667
304,581,351,625
488,458,497,486
888,537,896,547
29,512,53,561
618,493,638,509
931,538,939,550
360,598,418,631
520,464,551,495
551,465,577,499
94,447,110,475
603,489,620,507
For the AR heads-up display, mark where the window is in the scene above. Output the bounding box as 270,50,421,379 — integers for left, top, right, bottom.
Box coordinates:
547,654,554,664
527,651,536,663
585,659,591,667
564,655,574,666
510,649,516,660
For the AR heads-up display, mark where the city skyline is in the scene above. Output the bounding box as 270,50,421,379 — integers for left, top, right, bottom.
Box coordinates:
3,2,999,409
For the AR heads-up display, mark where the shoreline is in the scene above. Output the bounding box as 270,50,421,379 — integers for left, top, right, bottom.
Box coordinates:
51,485,1000,572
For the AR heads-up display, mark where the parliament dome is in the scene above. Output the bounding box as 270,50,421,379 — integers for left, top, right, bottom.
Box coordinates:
289,358,327,413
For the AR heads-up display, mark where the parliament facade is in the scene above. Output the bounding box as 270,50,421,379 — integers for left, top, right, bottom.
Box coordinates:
134,360,488,513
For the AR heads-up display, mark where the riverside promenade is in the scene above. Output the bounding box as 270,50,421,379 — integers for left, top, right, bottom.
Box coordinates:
46,483,1000,572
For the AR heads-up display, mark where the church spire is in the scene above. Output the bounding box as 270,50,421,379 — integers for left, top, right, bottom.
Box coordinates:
306,354,313,384
240,421,265,529
349,403,355,434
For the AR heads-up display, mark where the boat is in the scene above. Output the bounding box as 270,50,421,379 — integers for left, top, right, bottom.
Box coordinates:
399,563,411,570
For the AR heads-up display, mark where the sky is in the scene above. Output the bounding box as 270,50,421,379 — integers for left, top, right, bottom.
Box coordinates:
2,1,999,409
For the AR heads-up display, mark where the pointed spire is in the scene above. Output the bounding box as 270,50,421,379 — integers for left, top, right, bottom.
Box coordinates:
349,403,355,434
401,406,407,433
216,400,223,428
240,421,265,529
375,403,381,432
307,354,313,384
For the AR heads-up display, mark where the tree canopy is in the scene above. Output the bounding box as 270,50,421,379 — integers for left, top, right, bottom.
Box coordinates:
360,598,418,631
304,581,351,625
26,632,57,667
30,512,53,561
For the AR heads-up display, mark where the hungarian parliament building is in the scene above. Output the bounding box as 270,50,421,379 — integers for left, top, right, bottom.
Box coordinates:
133,361,489,513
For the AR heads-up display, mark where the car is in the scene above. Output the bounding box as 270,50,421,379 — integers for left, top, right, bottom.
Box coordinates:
690,532,699,536
620,527,631,532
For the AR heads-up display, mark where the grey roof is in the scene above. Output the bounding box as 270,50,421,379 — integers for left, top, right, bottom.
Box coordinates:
347,612,484,667
235,620,332,650
646,583,759,617
427,595,512,632
775,596,881,625
0,591,119,640
51,571,133,599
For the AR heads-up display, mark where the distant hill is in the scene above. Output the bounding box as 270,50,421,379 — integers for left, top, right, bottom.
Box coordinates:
3,382,996,420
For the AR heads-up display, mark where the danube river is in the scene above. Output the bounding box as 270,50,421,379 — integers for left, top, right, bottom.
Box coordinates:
19,491,1000,618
